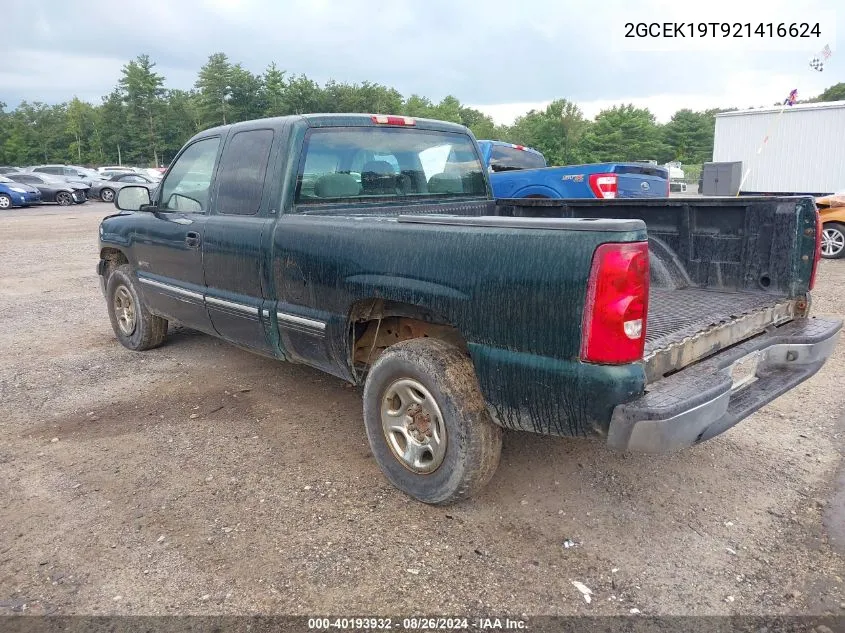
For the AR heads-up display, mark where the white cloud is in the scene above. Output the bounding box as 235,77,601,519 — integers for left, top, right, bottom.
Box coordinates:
471,64,839,125
1,0,842,119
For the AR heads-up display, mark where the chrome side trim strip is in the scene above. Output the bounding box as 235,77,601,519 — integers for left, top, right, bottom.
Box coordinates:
276,312,326,332
206,295,259,315
138,277,204,301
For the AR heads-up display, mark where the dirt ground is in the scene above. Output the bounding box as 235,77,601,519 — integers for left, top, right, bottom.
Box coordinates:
1,201,844,618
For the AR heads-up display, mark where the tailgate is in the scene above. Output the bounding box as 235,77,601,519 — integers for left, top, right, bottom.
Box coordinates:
613,164,670,198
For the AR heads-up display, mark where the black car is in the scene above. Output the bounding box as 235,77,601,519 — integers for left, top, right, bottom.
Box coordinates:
9,173,89,205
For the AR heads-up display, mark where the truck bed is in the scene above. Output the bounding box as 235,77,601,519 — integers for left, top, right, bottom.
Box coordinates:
497,196,817,380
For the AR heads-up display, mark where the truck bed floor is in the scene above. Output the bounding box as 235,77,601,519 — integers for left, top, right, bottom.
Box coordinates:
645,288,782,355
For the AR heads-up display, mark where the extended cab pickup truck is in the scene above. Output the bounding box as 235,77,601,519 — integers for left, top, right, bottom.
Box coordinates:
477,140,671,199
98,113,841,505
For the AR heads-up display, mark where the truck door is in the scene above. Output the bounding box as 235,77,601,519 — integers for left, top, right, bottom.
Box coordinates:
202,127,278,353
131,135,221,334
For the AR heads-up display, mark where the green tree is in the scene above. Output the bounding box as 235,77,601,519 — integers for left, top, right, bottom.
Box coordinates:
66,97,92,163
228,63,264,122
661,109,715,164
262,63,287,117
581,104,669,163
195,52,233,127
160,89,202,164
402,95,434,118
430,96,463,124
457,107,497,140
817,82,845,102
503,99,589,165
284,74,324,114
118,54,166,165
99,89,129,165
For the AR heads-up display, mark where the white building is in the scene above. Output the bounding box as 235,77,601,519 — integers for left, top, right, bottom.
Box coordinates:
713,100,845,195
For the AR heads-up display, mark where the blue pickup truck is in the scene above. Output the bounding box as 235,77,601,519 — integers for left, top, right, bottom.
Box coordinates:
477,140,670,199
97,113,838,505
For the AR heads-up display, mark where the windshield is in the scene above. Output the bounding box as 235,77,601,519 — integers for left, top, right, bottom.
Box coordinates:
295,127,487,205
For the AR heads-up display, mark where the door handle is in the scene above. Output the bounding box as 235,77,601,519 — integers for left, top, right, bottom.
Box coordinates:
185,231,201,248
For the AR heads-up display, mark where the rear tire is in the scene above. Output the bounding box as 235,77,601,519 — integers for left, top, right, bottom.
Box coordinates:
0,194,11,210
106,264,168,351
821,222,845,259
362,338,502,505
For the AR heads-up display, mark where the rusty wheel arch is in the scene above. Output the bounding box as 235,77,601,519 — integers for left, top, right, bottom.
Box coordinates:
100,248,129,278
347,299,468,382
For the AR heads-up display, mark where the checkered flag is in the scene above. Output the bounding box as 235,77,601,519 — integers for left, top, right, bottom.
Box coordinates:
809,56,824,71
821,44,832,60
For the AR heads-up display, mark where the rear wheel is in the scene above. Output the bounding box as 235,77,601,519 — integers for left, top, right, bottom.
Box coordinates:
821,222,845,259
0,194,11,210
55,191,73,206
100,188,115,202
362,338,502,505
106,264,168,351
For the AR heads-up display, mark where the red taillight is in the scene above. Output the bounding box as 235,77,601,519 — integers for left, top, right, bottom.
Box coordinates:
513,144,526,151
580,242,650,364
588,173,618,199
810,209,822,290
371,115,415,126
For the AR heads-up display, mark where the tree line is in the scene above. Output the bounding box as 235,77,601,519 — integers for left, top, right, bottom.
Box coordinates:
2,52,844,170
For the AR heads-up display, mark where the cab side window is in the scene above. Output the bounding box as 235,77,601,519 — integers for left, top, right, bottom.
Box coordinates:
158,137,221,214
215,129,274,216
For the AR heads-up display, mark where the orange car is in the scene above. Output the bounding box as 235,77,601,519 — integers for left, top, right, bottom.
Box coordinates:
816,192,845,259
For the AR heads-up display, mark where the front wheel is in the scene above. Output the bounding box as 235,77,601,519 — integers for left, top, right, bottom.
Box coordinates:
362,338,502,505
106,264,168,351
821,222,845,259
0,194,11,210
55,191,73,206
100,188,115,202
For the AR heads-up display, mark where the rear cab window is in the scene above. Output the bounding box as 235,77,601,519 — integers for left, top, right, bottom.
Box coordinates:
215,129,275,215
294,126,487,206
489,145,546,172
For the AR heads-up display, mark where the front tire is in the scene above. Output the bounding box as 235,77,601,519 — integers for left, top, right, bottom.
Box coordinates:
106,264,168,351
0,194,11,210
362,338,502,505
821,222,845,259
100,188,115,202
55,191,73,206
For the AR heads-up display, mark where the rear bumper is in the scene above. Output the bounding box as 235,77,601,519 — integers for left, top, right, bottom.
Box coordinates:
607,317,842,453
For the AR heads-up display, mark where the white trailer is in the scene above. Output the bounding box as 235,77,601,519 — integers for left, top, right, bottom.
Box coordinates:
713,100,845,196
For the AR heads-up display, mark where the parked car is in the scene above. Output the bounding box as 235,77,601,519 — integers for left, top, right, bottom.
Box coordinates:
0,175,42,209
9,173,88,205
90,172,159,202
476,140,670,199
98,165,134,173
98,113,839,505
815,190,845,258
0,166,25,175
28,164,98,186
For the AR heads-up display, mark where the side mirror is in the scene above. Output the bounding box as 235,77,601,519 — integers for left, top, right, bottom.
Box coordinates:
115,185,152,211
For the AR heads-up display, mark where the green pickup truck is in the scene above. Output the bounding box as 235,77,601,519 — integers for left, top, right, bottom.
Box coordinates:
97,113,841,505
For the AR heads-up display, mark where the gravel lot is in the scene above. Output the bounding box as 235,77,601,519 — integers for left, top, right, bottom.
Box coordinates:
1,201,844,617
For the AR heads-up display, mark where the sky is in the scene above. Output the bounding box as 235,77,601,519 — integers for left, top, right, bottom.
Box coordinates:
0,0,841,124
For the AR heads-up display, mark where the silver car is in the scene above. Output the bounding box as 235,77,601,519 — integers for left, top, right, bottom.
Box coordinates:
89,172,159,202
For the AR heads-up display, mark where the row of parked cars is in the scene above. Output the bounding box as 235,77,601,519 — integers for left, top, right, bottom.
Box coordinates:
0,164,163,209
